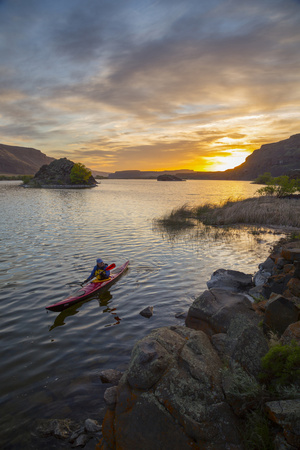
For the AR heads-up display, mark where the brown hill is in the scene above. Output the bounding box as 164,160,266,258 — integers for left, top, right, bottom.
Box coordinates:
225,133,300,180
0,143,54,175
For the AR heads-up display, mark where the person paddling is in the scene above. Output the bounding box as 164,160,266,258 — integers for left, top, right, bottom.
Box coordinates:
82,258,111,285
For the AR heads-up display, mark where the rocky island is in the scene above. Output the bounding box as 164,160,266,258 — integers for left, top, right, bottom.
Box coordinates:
23,157,97,188
157,174,185,181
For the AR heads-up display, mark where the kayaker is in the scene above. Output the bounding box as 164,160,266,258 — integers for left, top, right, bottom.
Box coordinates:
82,258,110,284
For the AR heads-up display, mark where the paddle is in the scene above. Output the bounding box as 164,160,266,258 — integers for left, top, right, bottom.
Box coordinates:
80,263,116,286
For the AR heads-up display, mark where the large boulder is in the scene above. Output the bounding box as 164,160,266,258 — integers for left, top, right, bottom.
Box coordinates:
265,400,300,448
185,288,257,336
280,321,300,345
207,269,253,292
100,326,243,450
263,295,300,336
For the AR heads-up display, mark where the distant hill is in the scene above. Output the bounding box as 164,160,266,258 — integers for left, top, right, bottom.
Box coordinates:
0,143,55,175
108,134,300,181
225,133,300,180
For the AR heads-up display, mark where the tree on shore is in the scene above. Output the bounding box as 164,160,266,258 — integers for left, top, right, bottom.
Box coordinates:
256,175,300,198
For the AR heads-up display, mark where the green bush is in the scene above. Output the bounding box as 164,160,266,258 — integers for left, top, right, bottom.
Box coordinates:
253,172,273,185
70,163,91,184
259,341,300,387
256,175,300,198
21,175,33,184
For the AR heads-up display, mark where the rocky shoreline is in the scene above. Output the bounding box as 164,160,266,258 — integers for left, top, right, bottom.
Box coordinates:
36,240,300,449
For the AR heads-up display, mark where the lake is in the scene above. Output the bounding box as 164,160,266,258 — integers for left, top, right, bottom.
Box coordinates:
0,179,284,448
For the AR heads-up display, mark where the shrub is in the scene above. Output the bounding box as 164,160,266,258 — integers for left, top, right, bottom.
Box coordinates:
259,341,300,387
256,175,300,198
70,163,91,184
253,172,273,185
21,175,33,184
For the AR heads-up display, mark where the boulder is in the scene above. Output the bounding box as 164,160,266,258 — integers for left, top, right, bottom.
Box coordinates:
285,278,300,297
207,269,253,292
265,400,300,448
100,326,243,450
222,363,261,417
263,295,300,336
259,257,276,273
262,273,293,299
104,386,118,410
140,306,154,318
280,321,300,345
99,369,123,385
281,248,300,263
225,315,269,377
253,269,271,286
185,288,257,336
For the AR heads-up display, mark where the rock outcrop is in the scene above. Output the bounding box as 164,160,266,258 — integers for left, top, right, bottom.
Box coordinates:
101,326,243,450
99,240,300,450
26,157,96,188
157,174,184,181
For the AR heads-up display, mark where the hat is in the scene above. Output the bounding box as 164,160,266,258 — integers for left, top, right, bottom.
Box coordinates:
97,258,103,264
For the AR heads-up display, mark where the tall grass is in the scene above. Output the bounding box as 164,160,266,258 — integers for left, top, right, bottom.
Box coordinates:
182,197,300,228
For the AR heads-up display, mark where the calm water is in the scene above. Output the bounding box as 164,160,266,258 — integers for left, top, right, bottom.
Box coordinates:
0,180,284,448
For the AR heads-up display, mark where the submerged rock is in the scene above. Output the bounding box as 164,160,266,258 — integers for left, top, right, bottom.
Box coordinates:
140,306,154,318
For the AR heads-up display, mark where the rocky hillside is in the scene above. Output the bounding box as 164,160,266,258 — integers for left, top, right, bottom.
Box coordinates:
226,133,300,180
0,143,54,175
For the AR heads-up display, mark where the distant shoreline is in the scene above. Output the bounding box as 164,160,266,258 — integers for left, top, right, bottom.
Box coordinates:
22,184,97,189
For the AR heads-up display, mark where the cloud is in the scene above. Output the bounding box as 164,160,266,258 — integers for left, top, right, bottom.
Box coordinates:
0,0,299,170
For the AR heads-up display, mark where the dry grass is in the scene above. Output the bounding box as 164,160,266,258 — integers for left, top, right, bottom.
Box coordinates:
154,204,195,230
154,197,300,234
192,196,300,229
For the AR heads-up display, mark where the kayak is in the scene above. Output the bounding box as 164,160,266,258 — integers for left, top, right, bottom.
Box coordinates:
46,261,129,312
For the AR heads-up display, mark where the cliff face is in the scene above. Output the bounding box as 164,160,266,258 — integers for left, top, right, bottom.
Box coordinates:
0,143,55,175
225,133,300,180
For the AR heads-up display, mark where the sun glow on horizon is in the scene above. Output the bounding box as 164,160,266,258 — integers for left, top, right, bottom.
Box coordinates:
194,149,251,172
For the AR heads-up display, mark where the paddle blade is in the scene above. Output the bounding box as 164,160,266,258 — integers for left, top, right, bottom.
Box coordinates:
106,263,116,271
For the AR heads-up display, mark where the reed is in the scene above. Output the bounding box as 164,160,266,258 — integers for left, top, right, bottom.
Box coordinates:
191,196,300,228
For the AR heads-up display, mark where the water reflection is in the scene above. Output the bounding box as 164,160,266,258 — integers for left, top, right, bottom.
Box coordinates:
49,289,122,330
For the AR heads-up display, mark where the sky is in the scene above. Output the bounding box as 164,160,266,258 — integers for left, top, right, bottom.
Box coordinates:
0,0,300,173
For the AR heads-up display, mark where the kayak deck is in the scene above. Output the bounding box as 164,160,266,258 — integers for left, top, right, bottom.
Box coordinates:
46,261,129,312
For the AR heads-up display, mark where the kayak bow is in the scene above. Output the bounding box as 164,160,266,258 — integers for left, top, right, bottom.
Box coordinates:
46,261,129,312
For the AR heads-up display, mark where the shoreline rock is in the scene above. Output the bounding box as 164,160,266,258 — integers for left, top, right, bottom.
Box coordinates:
36,239,300,449
99,240,300,449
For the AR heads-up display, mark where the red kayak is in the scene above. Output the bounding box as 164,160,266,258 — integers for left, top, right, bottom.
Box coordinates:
46,261,129,312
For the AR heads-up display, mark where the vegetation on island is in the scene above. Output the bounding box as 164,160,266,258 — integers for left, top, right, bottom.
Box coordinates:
70,162,92,184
